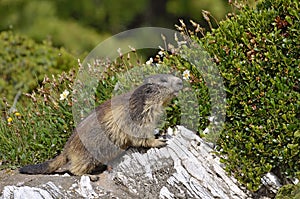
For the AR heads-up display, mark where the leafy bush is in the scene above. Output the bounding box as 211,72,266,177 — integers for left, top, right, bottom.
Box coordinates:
0,31,76,110
169,0,299,192
0,71,76,167
276,182,300,199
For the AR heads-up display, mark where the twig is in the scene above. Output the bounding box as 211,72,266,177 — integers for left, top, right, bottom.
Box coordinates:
8,90,22,114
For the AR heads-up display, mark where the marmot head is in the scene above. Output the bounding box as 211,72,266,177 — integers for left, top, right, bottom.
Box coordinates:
143,74,183,96
128,74,183,122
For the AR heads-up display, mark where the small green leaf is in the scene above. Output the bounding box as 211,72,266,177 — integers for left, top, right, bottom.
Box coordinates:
294,130,300,138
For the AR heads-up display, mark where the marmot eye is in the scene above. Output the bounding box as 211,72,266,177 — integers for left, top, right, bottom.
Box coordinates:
177,81,183,86
145,87,152,94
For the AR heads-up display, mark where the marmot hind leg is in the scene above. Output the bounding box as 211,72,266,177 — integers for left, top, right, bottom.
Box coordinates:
68,155,102,175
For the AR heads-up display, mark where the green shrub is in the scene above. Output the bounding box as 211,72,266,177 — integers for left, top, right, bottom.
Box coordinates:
0,31,76,110
276,182,300,199
169,0,299,192
0,70,76,167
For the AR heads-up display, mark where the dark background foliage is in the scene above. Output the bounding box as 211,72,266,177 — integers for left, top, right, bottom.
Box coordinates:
0,0,232,54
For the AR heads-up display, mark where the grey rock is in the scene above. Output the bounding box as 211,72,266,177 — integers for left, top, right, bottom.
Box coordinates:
1,126,251,199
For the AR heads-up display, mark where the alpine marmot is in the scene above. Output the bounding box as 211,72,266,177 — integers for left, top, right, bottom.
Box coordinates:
19,74,183,175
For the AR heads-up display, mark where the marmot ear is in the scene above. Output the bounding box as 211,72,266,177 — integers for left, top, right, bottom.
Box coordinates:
159,77,168,83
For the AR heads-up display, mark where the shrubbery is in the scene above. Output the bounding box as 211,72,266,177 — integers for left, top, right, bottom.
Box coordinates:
276,182,300,199
169,0,299,192
0,70,75,167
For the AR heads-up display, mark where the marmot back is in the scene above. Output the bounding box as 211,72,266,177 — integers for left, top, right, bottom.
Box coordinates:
19,74,183,175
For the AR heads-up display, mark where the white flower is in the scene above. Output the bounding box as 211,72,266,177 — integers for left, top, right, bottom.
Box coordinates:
203,128,210,134
208,116,215,122
158,51,165,57
167,127,173,135
172,127,179,136
182,69,190,80
146,57,153,65
60,90,70,101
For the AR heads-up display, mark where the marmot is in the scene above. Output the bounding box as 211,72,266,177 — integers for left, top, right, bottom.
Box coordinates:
19,74,183,175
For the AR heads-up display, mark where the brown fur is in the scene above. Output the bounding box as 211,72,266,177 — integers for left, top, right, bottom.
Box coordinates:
19,74,182,175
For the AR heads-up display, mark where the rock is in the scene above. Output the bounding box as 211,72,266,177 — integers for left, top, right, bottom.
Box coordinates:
113,126,249,199
0,126,252,199
75,175,97,198
2,184,56,199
